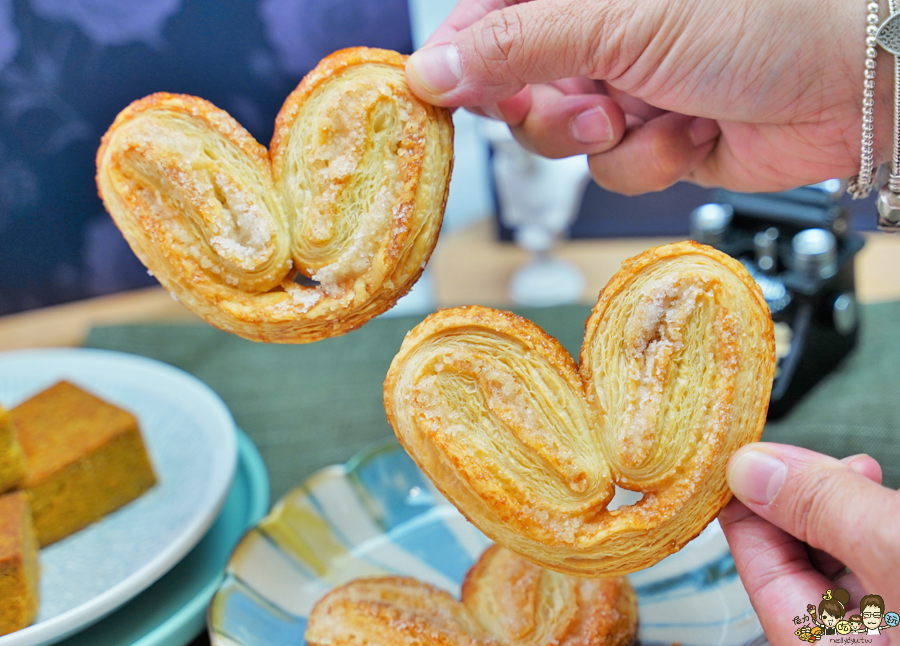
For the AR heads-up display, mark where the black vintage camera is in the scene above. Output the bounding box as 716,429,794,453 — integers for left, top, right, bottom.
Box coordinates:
689,182,864,418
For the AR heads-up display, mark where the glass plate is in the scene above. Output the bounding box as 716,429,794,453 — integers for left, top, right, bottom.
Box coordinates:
209,438,765,646
0,348,238,646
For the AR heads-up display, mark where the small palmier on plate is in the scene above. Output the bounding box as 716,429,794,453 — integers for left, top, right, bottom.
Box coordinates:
306,543,639,646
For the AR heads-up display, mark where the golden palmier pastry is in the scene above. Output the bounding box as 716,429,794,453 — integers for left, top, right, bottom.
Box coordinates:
384,241,775,577
461,545,638,646
97,47,453,343
305,577,498,646
305,544,638,646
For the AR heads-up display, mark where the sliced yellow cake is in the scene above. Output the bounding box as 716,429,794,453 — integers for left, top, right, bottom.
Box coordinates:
0,403,26,494
12,381,157,546
0,490,39,635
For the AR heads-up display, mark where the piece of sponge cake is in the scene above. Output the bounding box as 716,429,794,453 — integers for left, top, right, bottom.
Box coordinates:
0,490,39,635
0,403,26,494
11,381,157,546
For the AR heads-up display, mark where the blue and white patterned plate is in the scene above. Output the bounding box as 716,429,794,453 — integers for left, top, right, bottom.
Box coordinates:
209,438,765,646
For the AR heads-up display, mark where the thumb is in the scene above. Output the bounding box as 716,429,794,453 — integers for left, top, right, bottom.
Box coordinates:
727,443,900,596
406,0,662,107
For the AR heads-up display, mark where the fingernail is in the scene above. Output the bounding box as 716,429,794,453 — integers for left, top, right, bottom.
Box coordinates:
408,44,463,96
482,104,503,121
689,117,720,147
728,450,787,505
842,453,873,474
571,107,613,144
842,453,867,465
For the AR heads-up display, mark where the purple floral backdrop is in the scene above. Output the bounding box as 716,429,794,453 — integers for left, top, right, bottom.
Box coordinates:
0,0,412,315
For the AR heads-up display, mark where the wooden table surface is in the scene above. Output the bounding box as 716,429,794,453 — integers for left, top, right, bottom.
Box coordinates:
2,220,900,350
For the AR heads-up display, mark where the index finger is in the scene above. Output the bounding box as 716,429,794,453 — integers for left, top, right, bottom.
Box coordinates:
425,0,527,46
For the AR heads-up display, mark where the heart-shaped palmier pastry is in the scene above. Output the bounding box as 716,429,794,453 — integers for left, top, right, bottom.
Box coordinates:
96,47,453,343
305,544,638,646
384,242,775,576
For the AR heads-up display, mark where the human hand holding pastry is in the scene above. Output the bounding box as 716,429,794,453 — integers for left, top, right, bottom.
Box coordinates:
720,444,900,645
405,0,890,195
97,48,453,343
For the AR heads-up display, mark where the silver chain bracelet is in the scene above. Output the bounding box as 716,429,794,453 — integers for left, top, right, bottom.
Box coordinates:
877,0,900,229
851,0,900,229
848,0,881,200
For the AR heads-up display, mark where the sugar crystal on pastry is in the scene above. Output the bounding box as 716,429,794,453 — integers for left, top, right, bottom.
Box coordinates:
311,182,398,295
621,279,705,466
283,283,321,312
207,171,274,268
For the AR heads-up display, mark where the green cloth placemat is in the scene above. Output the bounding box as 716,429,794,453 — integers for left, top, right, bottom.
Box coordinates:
85,302,900,500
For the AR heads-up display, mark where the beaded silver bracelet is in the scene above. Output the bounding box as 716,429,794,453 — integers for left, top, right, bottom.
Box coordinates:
848,0,880,200
850,0,900,229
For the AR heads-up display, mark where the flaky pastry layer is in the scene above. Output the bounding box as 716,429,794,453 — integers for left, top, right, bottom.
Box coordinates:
97,47,453,343
384,242,775,576
305,544,638,646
